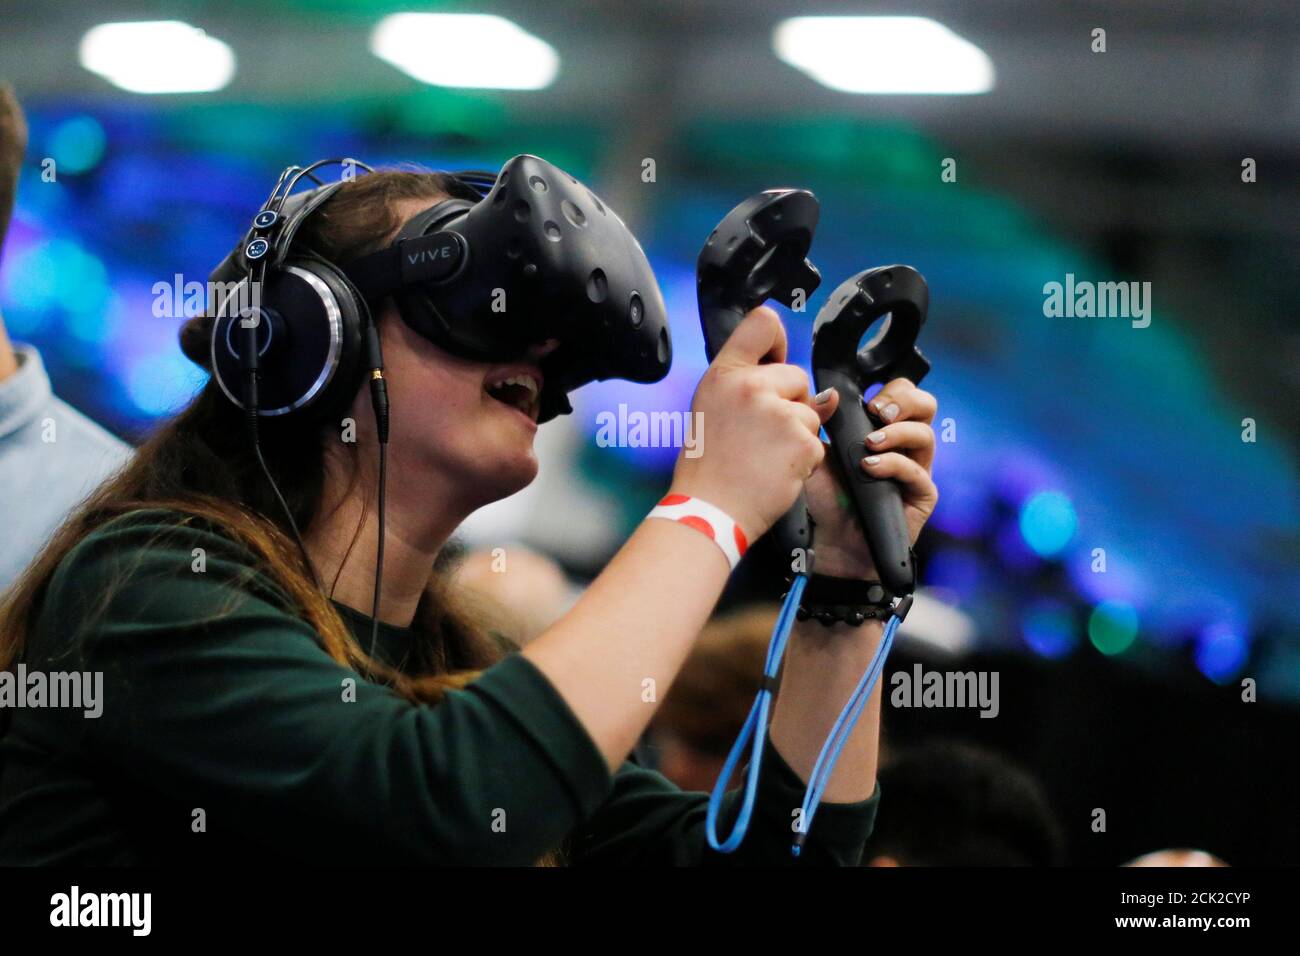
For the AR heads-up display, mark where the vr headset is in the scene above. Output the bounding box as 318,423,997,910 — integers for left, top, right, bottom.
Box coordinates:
205,154,671,424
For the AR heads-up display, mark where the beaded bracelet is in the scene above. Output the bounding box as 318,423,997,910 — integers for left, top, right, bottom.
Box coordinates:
785,574,906,627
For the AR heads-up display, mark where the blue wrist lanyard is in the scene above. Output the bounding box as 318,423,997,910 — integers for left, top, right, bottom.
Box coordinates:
704,572,901,857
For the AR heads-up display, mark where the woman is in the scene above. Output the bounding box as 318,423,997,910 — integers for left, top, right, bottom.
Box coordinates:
0,170,938,865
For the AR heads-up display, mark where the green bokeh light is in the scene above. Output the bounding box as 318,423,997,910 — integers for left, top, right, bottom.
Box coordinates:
1089,600,1139,656
49,116,107,175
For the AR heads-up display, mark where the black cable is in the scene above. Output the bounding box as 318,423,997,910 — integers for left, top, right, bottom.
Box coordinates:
370,439,386,661
356,292,390,664
252,436,320,591
241,317,320,590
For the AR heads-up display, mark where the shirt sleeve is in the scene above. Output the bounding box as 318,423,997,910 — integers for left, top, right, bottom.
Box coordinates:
569,739,880,866
30,513,614,865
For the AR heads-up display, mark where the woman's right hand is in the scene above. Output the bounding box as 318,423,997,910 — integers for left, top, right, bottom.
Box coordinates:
671,306,839,542
530,307,838,771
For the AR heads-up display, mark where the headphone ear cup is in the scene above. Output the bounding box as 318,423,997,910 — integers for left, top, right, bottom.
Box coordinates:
291,257,366,422
210,257,364,421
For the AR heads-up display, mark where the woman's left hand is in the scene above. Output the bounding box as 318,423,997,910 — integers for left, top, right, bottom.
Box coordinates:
803,378,939,579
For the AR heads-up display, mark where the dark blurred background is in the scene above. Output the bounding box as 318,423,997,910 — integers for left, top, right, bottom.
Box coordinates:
1,0,1297,864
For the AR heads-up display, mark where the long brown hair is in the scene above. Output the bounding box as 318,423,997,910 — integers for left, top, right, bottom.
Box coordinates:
0,170,502,704
0,84,27,257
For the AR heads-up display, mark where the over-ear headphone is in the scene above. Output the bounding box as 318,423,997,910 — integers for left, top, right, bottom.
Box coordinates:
209,160,366,423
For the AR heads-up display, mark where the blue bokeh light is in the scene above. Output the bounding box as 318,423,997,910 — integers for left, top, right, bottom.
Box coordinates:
923,546,985,604
1019,490,1078,557
1195,623,1249,684
1021,600,1078,658
124,349,207,418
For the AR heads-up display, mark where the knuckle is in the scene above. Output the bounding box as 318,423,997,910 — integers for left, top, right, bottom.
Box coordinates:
736,373,763,402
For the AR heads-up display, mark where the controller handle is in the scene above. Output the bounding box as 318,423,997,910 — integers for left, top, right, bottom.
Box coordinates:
697,190,822,570
812,266,931,596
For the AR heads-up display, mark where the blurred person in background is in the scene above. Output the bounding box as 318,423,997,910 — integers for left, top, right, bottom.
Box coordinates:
861,740,1064,866
649,604,775,793
450,543,581,647
0,84,131,589
0,166,941,865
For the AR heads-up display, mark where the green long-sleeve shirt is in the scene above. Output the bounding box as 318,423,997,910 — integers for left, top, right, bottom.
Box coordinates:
0,509,877,865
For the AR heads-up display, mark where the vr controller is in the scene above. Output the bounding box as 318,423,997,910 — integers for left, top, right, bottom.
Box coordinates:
813,266,931,595
697,189,822,567
696,190,930,596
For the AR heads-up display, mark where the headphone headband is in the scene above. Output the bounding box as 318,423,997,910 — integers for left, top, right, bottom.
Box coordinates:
208,160,496,288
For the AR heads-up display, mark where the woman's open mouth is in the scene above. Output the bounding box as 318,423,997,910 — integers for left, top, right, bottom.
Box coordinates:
484,369,542,424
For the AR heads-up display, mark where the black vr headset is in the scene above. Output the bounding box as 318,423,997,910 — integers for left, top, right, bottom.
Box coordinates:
206,154,671,424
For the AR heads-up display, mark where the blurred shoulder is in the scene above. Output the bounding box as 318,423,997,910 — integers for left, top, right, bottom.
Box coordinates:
46,394,132,465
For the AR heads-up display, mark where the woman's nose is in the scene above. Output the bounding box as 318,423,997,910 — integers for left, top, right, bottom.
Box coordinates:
528,338,561,361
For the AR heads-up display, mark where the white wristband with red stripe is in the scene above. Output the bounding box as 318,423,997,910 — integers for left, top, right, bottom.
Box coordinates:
646,493,749,570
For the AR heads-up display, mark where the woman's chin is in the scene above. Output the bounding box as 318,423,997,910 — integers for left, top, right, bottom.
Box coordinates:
474,442,540,499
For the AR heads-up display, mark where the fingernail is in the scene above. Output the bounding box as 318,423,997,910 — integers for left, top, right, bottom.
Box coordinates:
867,429,886,445
879,402,900,423
813,387,836,405
864,455,881,466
